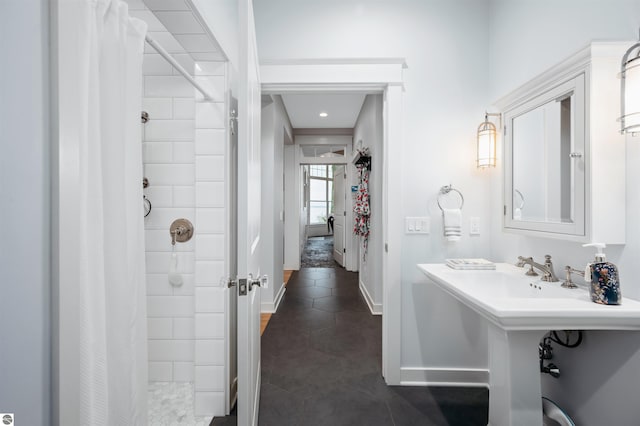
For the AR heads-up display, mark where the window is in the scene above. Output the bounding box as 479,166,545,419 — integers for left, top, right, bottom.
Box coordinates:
308,165,334,224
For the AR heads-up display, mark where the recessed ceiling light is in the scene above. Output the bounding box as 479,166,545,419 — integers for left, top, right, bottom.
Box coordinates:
319,112,328,118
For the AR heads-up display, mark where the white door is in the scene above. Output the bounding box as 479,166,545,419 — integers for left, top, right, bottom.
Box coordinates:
333,165,346,266
237,1,262,425
226,96,238,413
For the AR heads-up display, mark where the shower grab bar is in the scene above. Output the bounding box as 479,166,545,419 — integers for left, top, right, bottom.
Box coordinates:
144,35,214,101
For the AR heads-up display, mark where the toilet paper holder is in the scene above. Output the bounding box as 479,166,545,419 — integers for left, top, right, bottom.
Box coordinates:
170,218,194,245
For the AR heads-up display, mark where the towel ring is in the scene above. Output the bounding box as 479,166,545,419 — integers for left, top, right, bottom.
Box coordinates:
437,185,464,211
514,189,525,209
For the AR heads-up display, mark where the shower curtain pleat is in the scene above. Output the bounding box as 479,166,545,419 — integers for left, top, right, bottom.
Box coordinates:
60,1,148,424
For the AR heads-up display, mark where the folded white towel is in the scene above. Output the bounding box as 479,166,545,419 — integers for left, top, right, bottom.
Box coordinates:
442,208,462,242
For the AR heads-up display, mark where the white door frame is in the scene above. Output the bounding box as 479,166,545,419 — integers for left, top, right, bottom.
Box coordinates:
261,59,405,384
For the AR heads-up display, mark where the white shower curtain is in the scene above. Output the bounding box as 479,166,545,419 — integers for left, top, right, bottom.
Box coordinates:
58,1,148,424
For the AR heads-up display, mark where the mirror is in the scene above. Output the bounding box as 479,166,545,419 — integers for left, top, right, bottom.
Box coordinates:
503,73,585,237
499,42,628,243
512,93,573,223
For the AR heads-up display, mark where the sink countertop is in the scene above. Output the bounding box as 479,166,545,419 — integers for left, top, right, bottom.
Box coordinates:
418,263,640,331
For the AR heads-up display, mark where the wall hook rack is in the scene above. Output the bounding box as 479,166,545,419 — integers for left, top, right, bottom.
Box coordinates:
352,146,372,171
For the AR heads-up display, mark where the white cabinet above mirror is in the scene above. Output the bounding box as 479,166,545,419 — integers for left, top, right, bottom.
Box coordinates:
495,42,629,244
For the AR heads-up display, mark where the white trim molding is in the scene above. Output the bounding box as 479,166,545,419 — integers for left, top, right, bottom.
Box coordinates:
261,284,286,314
359,280,382,315
261,59,406,93
400,367,489,388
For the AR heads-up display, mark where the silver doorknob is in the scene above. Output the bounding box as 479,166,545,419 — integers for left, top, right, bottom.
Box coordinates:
221,277,236,288
248,274,268,290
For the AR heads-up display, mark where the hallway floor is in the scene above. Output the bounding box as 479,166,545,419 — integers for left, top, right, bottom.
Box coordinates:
300,236,338,268
212,266,489,426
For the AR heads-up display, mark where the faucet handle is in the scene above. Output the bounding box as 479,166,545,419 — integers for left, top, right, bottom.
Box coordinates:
562,265,580,289
525,264,539,276
516,256,529,267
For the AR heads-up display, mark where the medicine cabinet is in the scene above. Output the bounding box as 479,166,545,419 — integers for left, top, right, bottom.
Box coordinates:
496,42,629,243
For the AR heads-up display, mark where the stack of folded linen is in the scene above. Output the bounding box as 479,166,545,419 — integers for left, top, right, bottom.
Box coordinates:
446,258,496,270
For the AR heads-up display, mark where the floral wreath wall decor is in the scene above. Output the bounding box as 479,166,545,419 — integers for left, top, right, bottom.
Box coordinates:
353,147,371,259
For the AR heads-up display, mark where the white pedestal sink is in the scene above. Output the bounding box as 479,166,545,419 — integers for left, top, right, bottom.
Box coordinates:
418,263,640,426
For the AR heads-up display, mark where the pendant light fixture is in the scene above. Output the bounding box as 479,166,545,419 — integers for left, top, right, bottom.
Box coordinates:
477,112,500,168
620,30,640,134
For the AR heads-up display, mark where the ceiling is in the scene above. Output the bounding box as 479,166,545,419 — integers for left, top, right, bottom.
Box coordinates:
280,93,367,128
125,0,225,61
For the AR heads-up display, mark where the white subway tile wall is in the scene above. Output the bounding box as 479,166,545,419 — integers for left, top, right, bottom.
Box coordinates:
194,392,226,419
174,362,196,382
195,182,225,207
193,64,228,416
195,287,226,313
195,156,225,181
195,340,225,365
194,313,225,339
195,129,225,155
148,361,173,382
194,366,225,391
195,261,225,286
142,97,173,118
142,50,227,406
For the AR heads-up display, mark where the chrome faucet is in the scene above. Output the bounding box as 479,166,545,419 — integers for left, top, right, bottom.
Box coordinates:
516,255,559,282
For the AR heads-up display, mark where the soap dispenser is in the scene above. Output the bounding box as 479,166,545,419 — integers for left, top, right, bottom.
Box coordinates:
583,243,621,305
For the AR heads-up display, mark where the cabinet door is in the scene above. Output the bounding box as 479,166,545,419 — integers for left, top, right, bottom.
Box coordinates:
503,73,586,239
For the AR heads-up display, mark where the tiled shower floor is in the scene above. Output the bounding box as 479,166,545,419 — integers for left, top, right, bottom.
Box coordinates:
148,381,212,426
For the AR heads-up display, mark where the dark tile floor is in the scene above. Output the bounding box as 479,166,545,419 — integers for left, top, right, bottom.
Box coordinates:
212,265,489,426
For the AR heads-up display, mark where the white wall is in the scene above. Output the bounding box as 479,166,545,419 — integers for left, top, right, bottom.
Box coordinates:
253,0,492,383
0,1,50,424
488,1,640,424
260,95,292,312
353,94,383,313
283,144,299,269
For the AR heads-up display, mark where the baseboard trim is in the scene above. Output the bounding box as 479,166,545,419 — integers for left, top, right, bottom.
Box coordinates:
400,367,489,388
359,280,382,315
261,283,286,313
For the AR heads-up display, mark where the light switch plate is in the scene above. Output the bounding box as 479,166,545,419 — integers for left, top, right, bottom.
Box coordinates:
406,217,430,234
470,217,480,235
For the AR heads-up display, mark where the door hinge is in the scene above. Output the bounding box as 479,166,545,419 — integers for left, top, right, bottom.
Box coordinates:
343,211,346,216
504,205,507,215
503,125,507,136
343,248,346,253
